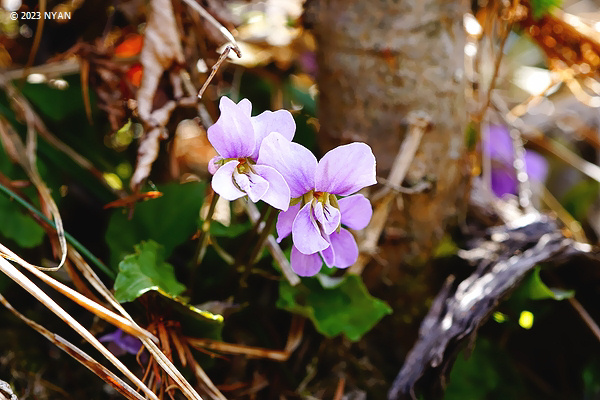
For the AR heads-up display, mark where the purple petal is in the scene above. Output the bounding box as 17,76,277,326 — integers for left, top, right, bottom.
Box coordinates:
524,150,548,183
208,155,222,175
258,132,317,198
253,165,291,211
300,51,317,76
276,203,301,242
207,97,255,158
99,329,141,355
315,143,376,196
320,239,335,267
313,201,340,235
292,202,329,254
105,343,127,357
234,169,269,203
212,160,246,200
329,228,358,269
490,167,517,197
291,246,323,276
116,335,142,355
250,109,295,159
237,98,252,116
484,124,513,163
338,194,372,230
99,330,121,343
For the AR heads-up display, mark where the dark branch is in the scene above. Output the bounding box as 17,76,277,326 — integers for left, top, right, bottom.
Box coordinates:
388,214,595,400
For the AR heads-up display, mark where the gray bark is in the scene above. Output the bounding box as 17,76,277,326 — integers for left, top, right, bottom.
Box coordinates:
307,0,470,261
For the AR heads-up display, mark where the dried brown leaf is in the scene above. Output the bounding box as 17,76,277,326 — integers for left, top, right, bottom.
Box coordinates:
131,127,164,190
137,0,184,122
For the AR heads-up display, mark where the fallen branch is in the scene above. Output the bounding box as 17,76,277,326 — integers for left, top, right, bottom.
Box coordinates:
388,213,596,400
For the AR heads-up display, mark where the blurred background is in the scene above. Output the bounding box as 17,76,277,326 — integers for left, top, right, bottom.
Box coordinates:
1,0,600,399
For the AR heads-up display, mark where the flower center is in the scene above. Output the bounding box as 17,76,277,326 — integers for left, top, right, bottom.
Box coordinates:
236,158,253,174
216,157,256,175
292,190,342,234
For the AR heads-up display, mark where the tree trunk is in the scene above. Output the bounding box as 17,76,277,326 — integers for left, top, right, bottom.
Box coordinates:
308,0,469,264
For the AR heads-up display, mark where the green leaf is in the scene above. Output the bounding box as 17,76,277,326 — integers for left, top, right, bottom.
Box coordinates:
531,0,562,19
583,360,600,398
114,240,186,303
0,143,45,248
446,338,525,399
106,182,206,268
209,220,252,238
277,274,392,341
524,266,574,301
158,291,224,340
433,234,459,258
0,196,45,248
561,180,599,222
21,75,95,122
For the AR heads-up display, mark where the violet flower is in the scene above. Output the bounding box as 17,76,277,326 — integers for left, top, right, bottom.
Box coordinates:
484,124,548,198
99,329,142,357
207,97,295,211
258,133,376,276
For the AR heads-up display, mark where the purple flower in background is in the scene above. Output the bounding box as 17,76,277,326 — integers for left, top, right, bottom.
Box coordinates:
207,97,295,211
299,51,317,77
484,125,549,198
258,133,376,276
99,329,142,357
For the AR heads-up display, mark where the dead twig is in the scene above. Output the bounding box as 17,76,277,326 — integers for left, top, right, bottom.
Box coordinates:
180,0,241,58
333,377,346,400
186,316,303,362
24,0,46,73
567,296,600,343
198,45,234,99
182,344,227,400
351,111,431,274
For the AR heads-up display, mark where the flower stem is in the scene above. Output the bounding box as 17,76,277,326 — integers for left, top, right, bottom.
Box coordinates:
244,202,299,286
240,206,278,286
194,192,220,266
233,203,270,268
0,181,115,279
249,202,270,238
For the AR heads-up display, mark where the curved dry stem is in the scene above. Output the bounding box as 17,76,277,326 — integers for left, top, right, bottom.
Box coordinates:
0,243,157,342
0,180,115,278
0,294,146,400
0,111,67,271
0,256,159,400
